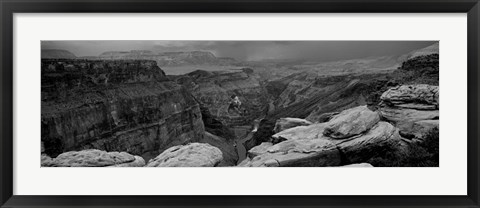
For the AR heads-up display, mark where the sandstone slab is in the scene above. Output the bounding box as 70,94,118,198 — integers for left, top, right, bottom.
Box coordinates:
240,139,341,167
146,143,223,167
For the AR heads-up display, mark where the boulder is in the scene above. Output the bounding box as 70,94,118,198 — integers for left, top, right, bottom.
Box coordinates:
41,154,54,167
273,118,313,133
323,106,380,139
146,143,223,167
341,163,374,167
380,84,439,107
51,149,143,167
239,139,341,167
248,142,273,159
334,122,403,164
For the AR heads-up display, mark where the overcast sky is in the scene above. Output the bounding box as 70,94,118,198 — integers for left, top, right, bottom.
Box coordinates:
42,41,437,62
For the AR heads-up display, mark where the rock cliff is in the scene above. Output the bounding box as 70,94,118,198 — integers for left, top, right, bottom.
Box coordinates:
379,84,439,141
41,59,205,161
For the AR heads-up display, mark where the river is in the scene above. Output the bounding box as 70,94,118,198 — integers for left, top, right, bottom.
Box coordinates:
234,117,263,164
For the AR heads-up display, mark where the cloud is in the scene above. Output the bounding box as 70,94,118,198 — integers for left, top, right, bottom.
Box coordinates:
42,40,437,62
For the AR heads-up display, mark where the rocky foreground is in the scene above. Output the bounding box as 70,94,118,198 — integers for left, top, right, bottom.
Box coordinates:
42,83,438,167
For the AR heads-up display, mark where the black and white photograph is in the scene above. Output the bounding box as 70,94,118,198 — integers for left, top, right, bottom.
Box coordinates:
40,41,439,167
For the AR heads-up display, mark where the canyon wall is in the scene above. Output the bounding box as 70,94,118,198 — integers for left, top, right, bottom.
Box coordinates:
41,59,205,160
172,69,270,131
245,51,439,150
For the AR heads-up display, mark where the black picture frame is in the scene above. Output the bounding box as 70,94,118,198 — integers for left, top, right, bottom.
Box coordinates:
1,0,479,207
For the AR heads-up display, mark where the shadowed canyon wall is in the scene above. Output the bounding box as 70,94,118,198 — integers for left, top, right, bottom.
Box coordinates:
41,59,205,160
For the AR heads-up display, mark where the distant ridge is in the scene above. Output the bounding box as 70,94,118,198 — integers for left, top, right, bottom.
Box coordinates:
95,50,238,66
406,42,439,60
41,49,77,59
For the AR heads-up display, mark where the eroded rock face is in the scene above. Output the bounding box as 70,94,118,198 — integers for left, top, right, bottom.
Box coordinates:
273,118,312,133
380,84,438,107
243,107,405,167
334,122,402,164
323,106,380,139
48,149,145,167
380,84,439,133
146,143,223,167
41,59,205,160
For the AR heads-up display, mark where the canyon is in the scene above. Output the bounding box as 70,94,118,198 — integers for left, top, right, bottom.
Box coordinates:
41,42,439,167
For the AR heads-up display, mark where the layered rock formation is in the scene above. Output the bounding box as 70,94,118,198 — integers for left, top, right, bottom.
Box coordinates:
146,143,223,167
41,59,205,160
241,106,406,167
42,149,145,167
379,84,439,140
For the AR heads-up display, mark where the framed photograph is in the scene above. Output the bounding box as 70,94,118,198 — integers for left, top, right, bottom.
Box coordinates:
1,0,479,207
